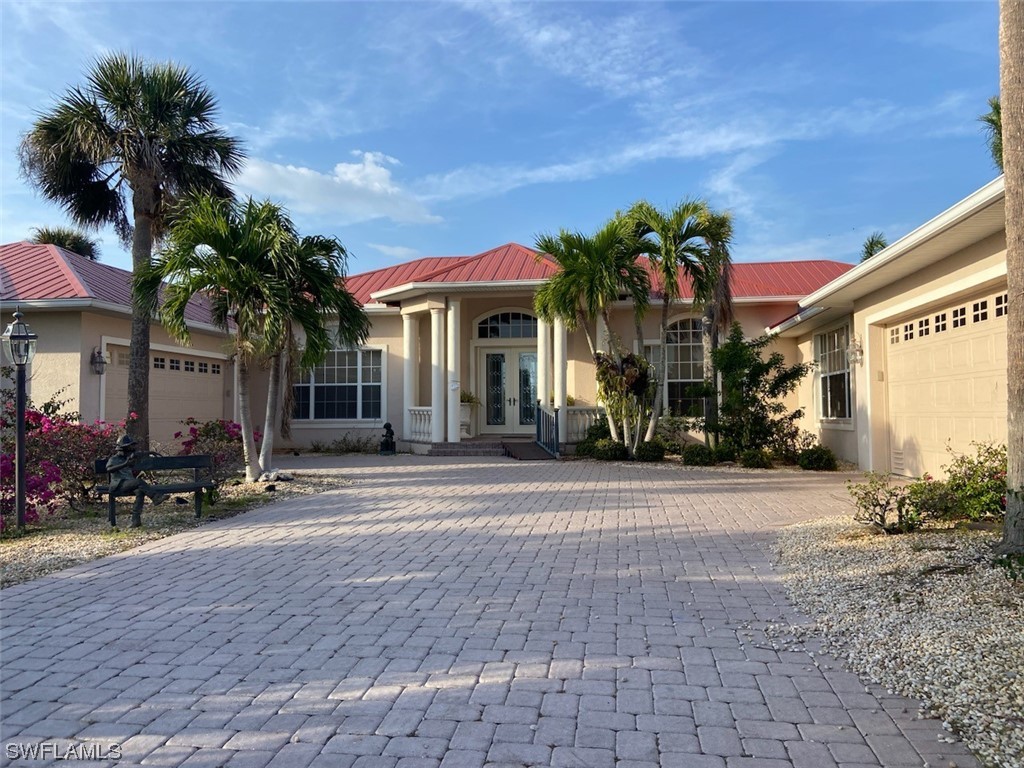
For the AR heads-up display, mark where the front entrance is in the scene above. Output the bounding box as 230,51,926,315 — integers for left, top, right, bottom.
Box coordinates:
478,349,537,434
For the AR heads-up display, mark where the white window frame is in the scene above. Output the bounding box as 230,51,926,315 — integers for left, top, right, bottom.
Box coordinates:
814,324,852,425
292,346,387,424
638,317,706,417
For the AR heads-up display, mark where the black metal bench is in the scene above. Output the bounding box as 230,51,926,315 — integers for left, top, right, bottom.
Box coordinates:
94,454,216,528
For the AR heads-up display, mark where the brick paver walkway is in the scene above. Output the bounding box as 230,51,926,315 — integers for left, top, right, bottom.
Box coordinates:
1,457,980,768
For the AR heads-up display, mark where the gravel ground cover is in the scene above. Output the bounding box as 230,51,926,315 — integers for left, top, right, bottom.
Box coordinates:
775,516,1024,768
0,471,346,588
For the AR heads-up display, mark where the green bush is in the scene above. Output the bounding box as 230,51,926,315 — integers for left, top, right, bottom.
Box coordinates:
712,441,737,463
585,420,612,441
739,449,772,469
592,438,629,461
655,416,690,455
906,477,957,519
634,440,666,462
682,443,715,466
943,442,1007,520
797,445,838,471
847,473,922,534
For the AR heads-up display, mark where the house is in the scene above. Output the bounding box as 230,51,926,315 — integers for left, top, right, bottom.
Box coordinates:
0,242,234,447
246,243,852,453
773,176,1009,477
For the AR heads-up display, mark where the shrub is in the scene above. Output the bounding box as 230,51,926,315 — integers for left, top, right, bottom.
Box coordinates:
177,417,255,483
906,475,958,519
943,442,1007,520
797,445,838,471
847,472,922,534
592,438,629,461
634,440,666,462
682,443,715,466
712,440,738,463
575,420,612,458
574,439,596,458
327,434,377,454
739,449,772,469
655,416,690,455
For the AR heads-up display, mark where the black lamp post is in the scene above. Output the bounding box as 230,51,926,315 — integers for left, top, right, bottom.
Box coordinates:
2,308,38,530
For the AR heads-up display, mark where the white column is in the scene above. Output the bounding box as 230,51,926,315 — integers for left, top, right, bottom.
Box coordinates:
402,313,417,441
554,317,568,440
430,307,446,443
537,318,550,411
446,299,461,442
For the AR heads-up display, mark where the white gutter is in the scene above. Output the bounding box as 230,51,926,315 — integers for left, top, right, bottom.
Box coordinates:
765,305,828,336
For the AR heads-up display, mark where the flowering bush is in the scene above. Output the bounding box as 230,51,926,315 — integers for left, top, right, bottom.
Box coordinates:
847,472,923,534
943,441,1007,520
176,417,258,482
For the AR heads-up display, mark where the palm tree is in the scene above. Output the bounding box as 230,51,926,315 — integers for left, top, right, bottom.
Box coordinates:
136,194,294,482
19,53,244,447
998,1,1023,554
697,210,735,448
534,218,651,443
259,235,370,469
628,199,715,440
30,226,100,260
861,231,888,262
980,95,1003,172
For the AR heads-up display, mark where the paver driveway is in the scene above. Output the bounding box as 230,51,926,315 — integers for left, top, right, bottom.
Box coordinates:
1,456,979,768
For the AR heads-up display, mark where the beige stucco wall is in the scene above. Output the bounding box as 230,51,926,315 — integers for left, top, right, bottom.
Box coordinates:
19,311,84,416
794,230,1008,473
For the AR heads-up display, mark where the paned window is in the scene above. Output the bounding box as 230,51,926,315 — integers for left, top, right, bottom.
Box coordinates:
934,313,947,333
211,363,222,375
198,362,209,374
903,323,914,342
918,318,930,337
292,349,384,420
169,359,181,371
477,312,538,339
153,357,165,370
996,293,1008,317
184,360,195,372
815,326,851,420
889,327,899,345
973,300,988,323
953,307,967,328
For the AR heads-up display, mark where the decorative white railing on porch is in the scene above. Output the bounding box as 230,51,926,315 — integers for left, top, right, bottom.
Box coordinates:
408,407,433,442
566,406,604,443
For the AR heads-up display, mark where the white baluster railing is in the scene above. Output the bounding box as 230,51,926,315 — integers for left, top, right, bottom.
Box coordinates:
408,407,433,443
566,406,605,443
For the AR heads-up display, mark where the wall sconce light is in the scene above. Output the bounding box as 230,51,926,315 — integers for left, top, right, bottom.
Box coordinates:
90,347,108,375
846,335,864,366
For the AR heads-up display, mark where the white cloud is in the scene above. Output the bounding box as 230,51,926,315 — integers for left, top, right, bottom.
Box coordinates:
236,152,442,226
366,243,420,260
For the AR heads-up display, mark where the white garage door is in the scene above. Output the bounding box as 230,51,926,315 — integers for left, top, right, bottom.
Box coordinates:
886,289,1008,477
105,346,228,448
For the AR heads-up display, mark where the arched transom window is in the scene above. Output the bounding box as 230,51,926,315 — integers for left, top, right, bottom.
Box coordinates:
477,311,538,339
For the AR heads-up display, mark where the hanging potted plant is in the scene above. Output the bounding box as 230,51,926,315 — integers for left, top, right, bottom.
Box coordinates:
459,390,480,438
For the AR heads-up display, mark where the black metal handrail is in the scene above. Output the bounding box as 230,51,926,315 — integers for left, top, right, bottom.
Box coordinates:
535,400,559,458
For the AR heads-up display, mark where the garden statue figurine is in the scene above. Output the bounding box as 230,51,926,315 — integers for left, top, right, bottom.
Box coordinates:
105,434,166,527
379,422,396,455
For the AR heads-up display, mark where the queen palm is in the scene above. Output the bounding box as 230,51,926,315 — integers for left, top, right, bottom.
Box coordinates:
136,194,295,482
19,53,244,447
534,217,651,442
980,95,1003,172
697,210,735,448
259,235,370,469
628,199,717,441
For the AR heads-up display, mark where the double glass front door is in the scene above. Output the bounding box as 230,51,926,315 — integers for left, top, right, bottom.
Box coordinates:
480,350,537,433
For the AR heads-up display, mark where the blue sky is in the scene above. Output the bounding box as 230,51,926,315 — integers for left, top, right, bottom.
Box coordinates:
0,1,1001,275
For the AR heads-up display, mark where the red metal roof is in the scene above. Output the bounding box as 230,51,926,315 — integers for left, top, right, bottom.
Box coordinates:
347,242,853,304
0,241,219,327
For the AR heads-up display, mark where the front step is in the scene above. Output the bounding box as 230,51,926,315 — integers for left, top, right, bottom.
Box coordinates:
427,441,506,457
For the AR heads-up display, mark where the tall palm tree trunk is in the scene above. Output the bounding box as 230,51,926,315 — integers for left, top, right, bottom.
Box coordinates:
127,191,155,449
1000,0,1024,554
259,352,282,471
644,298,672,442
237,355,263,482
701,310,715,449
